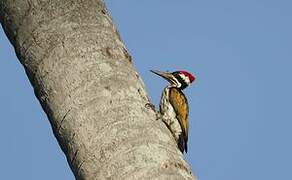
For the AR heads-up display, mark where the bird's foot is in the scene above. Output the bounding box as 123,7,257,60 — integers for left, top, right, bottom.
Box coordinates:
155,112,162,121
145,103,162,121
145,102,156,112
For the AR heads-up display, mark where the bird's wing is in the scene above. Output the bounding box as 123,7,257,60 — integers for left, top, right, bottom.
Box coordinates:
169,87,189,152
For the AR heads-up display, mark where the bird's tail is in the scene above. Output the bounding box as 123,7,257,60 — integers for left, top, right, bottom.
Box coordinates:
178,135,187,153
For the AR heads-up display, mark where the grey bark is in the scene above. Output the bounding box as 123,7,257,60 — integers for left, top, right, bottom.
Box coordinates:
0,0,196,179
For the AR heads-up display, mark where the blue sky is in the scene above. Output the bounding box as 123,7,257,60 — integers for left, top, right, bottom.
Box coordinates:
1,1,292,179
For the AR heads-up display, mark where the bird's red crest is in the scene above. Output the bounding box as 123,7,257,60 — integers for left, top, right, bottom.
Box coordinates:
180,71,196,83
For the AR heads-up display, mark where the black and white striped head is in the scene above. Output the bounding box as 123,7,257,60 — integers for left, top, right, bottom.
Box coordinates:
151,70,196,90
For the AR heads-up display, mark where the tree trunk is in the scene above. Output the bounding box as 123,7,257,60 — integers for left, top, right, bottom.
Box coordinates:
0,0,196,179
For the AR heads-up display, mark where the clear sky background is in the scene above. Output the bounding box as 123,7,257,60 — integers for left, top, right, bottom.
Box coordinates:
1,1,292,180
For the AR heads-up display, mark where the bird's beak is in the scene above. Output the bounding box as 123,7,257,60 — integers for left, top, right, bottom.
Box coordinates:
150,70,174,83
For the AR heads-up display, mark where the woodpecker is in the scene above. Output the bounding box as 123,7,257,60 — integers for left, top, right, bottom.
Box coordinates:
150,70,195,153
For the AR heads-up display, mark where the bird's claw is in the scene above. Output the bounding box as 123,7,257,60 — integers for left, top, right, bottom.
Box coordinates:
145,102,156,111
155,112,162,121
145,103,161,121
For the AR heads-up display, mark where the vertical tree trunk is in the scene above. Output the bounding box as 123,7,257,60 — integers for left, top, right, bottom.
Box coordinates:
0,0,196,179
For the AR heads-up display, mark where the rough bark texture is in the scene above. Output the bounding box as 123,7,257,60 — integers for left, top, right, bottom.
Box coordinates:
0,0,196,179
